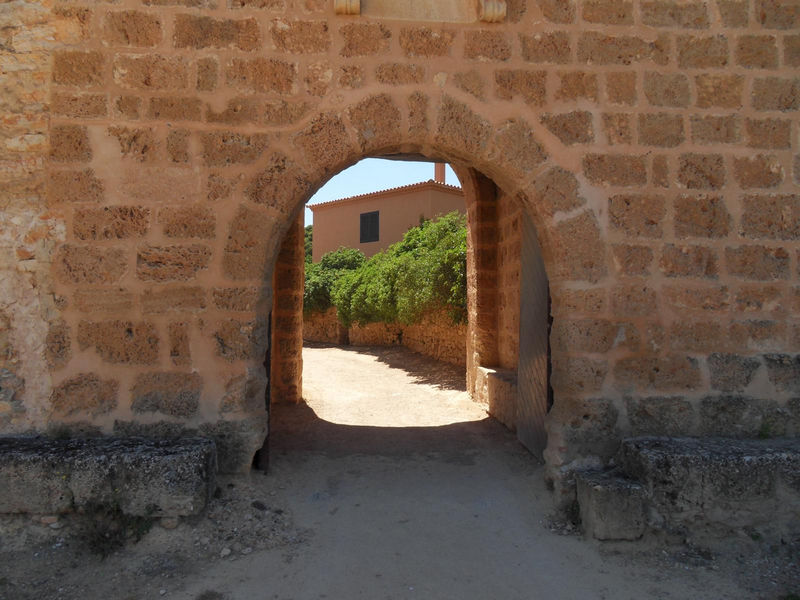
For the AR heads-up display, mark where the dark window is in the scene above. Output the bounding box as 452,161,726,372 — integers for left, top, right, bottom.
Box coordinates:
360,211,379,243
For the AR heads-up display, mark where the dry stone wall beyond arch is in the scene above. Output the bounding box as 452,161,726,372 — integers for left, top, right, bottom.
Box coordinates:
1,0,798,498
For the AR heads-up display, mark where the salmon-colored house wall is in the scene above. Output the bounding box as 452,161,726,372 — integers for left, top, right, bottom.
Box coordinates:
310,179,465,262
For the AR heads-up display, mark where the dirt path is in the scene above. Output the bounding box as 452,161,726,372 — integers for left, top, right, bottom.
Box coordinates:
1,344,797,599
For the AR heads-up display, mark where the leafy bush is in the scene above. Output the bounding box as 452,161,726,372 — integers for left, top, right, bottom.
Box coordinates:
304,225,313,264
303,246,365,315
323,211,467,327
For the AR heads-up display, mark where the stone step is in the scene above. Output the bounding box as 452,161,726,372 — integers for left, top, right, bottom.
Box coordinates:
0,436,216,517
577,436,800,544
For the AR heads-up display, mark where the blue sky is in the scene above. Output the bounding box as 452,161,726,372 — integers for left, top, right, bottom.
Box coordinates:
304,159,459,225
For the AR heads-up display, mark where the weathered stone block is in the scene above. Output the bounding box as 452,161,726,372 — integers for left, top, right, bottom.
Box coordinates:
695,74,743,108
113,54,189,90
225,58,295,93
736,35,779,68
174,15,259,51
576,470,646,541
552,319,635,353
614,354,701,391
293,113,351,172
141,286,206,314
48,169,104,204
583,154,647,186
678,154,725,190
581,0,633,23
626,396,694,436
551,211,608,282
50,125,91,163
212,287,260,311
148,97,202,121
374,63,424,85
158,206,215,239
606,71,636,105
77,321,159,364
136,245,212,282
348,94,401,153
609,194,665,238
644,72,690,107
74,288,133,313
436,96,492,158
612,244,653,276
399,27,454,57
678,34,728,68
108,126,158,162
551,356,607,395
520,32,570,63
674,194,731,238
200,131,270,166
611,285,657,316
339,23,391,57
0,437,216,517
271,19,329,53
741,194,800,240
103,11,162,47
131,372,203,417
556,71,598,102
339,65,365,89
52,93,107,119
659,244,718,278
602,113,632,145
196,57,218,91
729,319,785,350
114,96,141,119
53,50,104,87
494,69,546,105
690,115,741,145
73,206,150,240
708,353,761,392
577,32,668,65
538,0,576,22
541,111,593,145
223,206,276,280
50,373,118,418
734,156,784,189
642,0,709,27
168,322,190,366
725,245,790,279
534,167,585,215
464,30,511,60
756,0,800,28
214,318,267,361
763,353,800,393
752,77,800,111
662,284,730,312
745,118,791,148
638,113,684,147
718,0,748,26
167,129,189,163
54,245,128,284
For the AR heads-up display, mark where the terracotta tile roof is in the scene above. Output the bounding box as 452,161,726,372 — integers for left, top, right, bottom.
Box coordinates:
309,179,463,211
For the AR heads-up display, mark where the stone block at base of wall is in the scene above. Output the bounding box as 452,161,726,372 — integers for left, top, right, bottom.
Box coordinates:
475,366,518,431
0,436,216,517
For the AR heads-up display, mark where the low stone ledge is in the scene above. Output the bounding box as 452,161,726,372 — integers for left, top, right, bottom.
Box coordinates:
0,436,216,517
576,470,646,541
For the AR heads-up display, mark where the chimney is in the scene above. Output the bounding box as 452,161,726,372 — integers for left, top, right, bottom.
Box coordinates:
434,162,446,184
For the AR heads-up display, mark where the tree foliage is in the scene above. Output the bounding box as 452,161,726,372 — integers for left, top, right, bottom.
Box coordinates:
305,211,467,328
304,224,313,264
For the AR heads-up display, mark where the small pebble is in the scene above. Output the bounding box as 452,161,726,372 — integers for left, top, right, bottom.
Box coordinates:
220,547,231,558
159,589,166,596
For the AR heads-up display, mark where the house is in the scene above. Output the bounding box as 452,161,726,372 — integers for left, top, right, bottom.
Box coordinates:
309,164,465,262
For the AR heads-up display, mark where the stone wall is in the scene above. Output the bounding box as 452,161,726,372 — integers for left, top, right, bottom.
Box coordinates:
303,308,467,366
0,0,797,489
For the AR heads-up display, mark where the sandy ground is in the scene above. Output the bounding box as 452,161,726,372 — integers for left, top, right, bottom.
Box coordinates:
1,344,798,600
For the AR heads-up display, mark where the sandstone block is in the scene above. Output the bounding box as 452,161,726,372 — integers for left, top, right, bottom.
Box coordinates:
577,32,668,65
520,32,570,63
223,206,276,280
374,63,424,85
399,27,454,57
114,96,141,119
677,35,728,68
752,77,800,111
148,97,202,121
740,194,800,239
551,211,608,282
436,96,492,158
103,11,162,47
245,153,310,211
551,356,607,395
131,372,202,417
614,354,701,391
625,396,694,436
725,245,790,279
197,57,218,91
52,93,107,119
214,318,267,361
552,318,634,352
225,58,295,93
652,155,669,187
213,287,260,311
167,130,190,163
551,288,606,315
745,118,791,148
113,54,189,90
46,321,72,369
137,245,212,282
678,153,725,189
464,30,511,61
54,245,128,284
733,155,784,189
174,15,259,51
339,65,365,89
539,0,576,22
695,74,743,108
541,111,593,145
490,119,548,179
583,154,647,186
74,288,134,313
659,244,718,278
785,35,800,66
108,126,158,162
662,284,730,312
708,353,761,392
293,113,351,171
581,0,633,23
47,169,104,204
734,285,782,312
494,70,546,105
576,471,646,541
168,321,190,366
638,113,684,147
200,131,270,166
556,71,598,101
533,166,585,214
50,125,91,163
729,319,784,350
611,285,657,316
763,354,800,393
271,19,329,53
602,113,632,145
690,115,741,145
736,35,779,68
756,0,800,28
669,320,724,352
642,0,709,27
674,194,731,238
609,194,665,238
606,72,637,105
142,286,206,313
612,244,653,276
339,23,391,57
73,206,150,240
348,94,401,153
50,374,118,418
718,0,749,26
644,72,690,107
53,50,104,87
159,206,215,239
77,321,159,364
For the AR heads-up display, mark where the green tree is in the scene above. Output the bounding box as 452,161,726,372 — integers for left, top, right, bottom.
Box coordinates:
304,225,313,264
303,246,365,315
